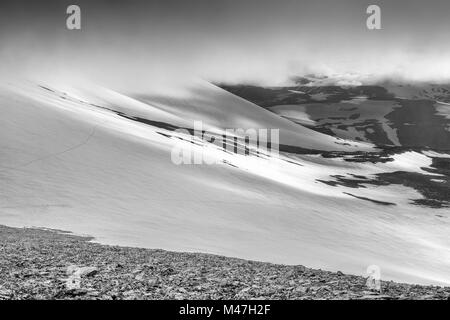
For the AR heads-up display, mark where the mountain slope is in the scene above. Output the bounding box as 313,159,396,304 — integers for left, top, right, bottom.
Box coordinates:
0,80,449,286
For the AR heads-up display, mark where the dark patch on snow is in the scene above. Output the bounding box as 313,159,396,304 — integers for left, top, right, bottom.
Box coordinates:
316,157,450,208
38,85,55,93
343,192,396,206
317,175,368,188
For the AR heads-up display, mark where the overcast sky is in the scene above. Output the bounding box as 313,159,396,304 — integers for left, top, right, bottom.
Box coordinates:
1,0,450,86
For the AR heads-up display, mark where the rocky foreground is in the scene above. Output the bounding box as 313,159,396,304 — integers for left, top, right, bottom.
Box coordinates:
0,224,448,300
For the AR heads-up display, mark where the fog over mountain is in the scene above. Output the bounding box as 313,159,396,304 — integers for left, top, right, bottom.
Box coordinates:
2,0,450,87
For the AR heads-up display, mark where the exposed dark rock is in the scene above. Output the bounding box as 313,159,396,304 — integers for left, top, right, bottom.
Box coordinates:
343,192,396,206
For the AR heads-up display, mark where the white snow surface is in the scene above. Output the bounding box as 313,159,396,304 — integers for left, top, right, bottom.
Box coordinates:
0,80,449,286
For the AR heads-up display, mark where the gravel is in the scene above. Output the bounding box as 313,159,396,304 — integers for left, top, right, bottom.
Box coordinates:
0,224,448,300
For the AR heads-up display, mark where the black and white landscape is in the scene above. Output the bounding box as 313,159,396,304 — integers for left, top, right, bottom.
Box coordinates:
0,0,449,300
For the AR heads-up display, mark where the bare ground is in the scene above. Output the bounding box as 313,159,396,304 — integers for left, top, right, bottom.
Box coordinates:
0,224,449,300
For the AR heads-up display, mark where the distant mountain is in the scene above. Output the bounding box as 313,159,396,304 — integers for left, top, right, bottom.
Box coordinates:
219,82,450,150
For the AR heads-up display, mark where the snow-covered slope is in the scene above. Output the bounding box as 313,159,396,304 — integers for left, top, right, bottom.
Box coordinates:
34,79,372,152
0,80,449,286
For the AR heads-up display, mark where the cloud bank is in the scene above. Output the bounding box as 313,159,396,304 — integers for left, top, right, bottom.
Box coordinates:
1,0,450,87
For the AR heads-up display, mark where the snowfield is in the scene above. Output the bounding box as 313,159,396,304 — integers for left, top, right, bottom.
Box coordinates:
0,80,449,286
